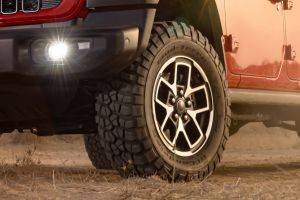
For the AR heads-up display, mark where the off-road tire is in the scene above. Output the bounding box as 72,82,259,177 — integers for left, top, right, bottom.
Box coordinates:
84,134,112,169
98,21,231,181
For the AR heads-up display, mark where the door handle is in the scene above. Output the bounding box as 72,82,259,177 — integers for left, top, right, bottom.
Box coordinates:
283,0,293,10
284,45,296,61
223,35,239,53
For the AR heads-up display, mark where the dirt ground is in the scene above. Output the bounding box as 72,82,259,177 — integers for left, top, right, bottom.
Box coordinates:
0,123,299,200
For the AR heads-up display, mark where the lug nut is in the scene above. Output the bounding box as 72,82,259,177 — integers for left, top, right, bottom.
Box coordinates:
171,98,176,104
187,100,192,107
174,113,179,119
179,90,184,96
183,115,189,121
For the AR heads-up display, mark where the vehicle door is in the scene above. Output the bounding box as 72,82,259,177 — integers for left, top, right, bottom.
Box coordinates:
217,0,285,87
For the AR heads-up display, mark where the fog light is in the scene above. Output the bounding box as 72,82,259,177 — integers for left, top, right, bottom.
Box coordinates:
47,41,69,62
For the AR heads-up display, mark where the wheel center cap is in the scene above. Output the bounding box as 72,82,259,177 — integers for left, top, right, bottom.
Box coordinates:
176,99,186,114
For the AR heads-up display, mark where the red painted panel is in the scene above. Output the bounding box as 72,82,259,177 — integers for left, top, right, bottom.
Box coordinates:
225,53,240,88
227,71,241,88
215,0,300,92
216,0,284,84
286,61,300,81
225,52,300,92
285,4,300,82
238,62,300,92
0,0,88,27
222,0,284,78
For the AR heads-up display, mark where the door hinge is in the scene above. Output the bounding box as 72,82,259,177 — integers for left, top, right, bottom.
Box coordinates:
283,0,293,10
223,35,239,53
284,44,296,61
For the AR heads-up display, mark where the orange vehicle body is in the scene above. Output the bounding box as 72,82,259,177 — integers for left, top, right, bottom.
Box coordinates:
216,0,300,92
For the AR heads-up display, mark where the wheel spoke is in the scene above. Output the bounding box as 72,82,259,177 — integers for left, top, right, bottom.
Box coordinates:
181,125,193,149
185,84,206,98
155,73,174,111
160,77,176,95
189,106,210,115
172,118,184,146
172,118,195,149
160,109,173,133
185,83,211,116
157,62,179,96
155,98,171,111
187,110,205,142
186,62,192,91
173,62,179,91
155,96,174,133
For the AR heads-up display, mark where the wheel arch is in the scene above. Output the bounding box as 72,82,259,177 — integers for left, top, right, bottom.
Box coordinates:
155,0,225,67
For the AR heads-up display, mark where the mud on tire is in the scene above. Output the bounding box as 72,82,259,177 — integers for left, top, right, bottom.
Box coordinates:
97,21,231,181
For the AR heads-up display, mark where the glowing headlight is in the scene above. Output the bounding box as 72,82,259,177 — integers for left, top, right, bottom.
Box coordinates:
47,41,69,62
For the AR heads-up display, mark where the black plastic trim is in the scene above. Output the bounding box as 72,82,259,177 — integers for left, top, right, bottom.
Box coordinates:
230,88,300,106
86,0,159,8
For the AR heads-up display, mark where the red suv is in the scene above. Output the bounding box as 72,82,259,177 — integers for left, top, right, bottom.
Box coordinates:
0,0,298,181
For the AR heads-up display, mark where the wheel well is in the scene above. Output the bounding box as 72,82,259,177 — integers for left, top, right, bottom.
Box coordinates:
155,0,225,66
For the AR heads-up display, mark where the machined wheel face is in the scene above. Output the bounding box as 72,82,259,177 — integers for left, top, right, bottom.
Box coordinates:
152,56,214,157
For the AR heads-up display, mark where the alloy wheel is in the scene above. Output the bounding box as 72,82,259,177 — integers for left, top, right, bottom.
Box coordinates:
152,56,214,157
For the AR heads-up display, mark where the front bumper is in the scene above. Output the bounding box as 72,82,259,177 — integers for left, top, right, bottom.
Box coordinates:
0,26,138,77
0,4,157,131
0,7,156,78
